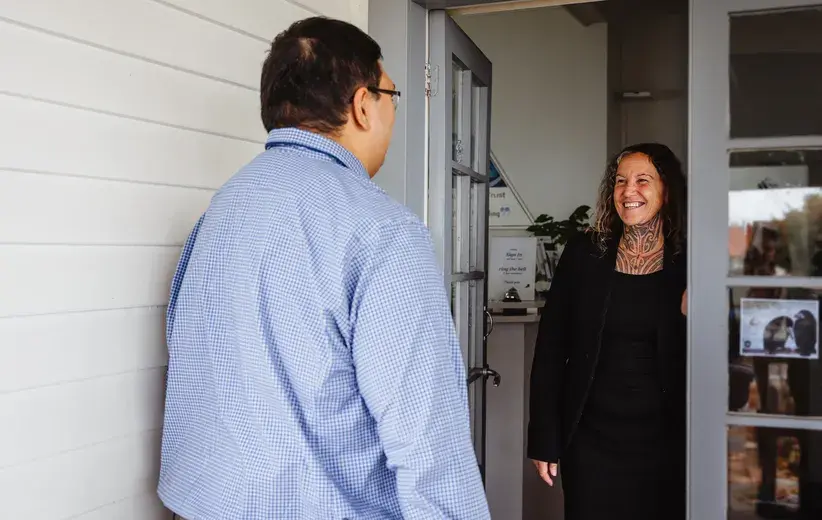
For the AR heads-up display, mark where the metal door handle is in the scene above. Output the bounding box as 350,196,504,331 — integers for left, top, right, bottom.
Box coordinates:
467,366,501,387
484,309,494,341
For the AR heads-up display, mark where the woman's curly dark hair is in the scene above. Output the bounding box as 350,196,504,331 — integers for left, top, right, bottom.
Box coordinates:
591,142,687,254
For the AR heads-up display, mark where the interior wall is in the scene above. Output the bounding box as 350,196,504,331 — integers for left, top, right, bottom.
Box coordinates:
454,7,608,223
608,2,689,165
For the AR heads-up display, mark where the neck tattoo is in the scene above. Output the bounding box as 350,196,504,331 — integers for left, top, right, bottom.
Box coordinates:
616,213,664,275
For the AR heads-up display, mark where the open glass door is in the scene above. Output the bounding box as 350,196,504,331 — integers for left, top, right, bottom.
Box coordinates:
690,0,822,517
427,10,496,477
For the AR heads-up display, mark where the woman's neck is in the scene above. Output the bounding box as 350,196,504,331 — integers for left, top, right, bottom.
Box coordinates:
616,213,664,274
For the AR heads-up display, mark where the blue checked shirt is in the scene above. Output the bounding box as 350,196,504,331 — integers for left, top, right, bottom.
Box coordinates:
158,128,490,519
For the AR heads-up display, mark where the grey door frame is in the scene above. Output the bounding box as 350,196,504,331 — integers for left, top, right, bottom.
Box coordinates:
370,0,496,469
427,9,494,471
690,0,822,518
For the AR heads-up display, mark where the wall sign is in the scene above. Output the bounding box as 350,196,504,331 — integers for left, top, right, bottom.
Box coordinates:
488,152,533,229
488,236,537,302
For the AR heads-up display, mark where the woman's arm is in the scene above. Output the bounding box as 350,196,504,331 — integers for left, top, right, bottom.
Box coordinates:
527,235,580,465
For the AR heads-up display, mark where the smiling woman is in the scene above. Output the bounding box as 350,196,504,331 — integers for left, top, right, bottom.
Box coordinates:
527,142,689,520
593,143,688,269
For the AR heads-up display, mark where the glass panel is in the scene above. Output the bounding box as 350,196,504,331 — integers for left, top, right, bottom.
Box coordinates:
467,280,476,436
729,7,822,139
727,425,822,518
468,280,475,357
471,79,480,171
452,176,471,274
452,279,469,367
728,149,822,277
452,61,463,163
452,174,459,273
727,287,822,417
468,280,481,459
469,180,478,271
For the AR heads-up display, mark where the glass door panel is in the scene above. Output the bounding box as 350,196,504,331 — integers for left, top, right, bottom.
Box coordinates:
691,1,822,517
428,9,493,476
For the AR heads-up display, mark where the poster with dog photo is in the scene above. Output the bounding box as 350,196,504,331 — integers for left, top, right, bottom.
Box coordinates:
739,298,819,359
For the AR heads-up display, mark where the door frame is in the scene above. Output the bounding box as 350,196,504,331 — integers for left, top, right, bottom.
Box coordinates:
427,9,494,473
690,0,822,518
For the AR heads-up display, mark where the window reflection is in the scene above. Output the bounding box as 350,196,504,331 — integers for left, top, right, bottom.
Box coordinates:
730,7,822,138
728,426,822,519
728,287,822,418
728,149,822,277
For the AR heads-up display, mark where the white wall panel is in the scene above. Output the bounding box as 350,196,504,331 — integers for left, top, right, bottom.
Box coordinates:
0,307,167,393
161,0,314,40
0,170,212,245
0,0,267,88
0,95,259,189
0,21,262,141
296,0,356,22
349,0,369,29
0,0,370,516
0,246,180,318
0,430,161,520
73,492,167,520
0,368,165,468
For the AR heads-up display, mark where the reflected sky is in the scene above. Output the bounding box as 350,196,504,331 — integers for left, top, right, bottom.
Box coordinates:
729,187,822,226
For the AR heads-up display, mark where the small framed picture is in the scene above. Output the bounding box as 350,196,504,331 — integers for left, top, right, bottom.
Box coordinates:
739,298,819,359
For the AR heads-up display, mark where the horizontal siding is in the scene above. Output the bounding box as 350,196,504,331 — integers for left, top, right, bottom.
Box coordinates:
160,0,316,40
0,245,180,317
0,430,161,519
72,493,168,520
0,95,258,189
0,170,212,245
285,0,355,23
0,307,167,393
0,20,261,141
0,0,368,517
0,0,267,87
0,368,165,468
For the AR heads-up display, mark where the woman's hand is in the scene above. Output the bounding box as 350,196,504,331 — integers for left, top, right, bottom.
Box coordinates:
681,289,687,316
532,459,558,486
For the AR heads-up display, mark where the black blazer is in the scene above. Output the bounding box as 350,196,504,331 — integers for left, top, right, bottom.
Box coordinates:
527,231,687,463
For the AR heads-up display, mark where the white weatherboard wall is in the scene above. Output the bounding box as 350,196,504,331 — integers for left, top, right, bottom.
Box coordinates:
0,1,366,519
455,8,607,222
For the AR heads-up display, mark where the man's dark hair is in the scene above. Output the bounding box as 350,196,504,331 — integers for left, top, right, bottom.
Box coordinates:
260,17,383,134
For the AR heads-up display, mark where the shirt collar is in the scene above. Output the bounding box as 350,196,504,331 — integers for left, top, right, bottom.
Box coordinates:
265,128,369,179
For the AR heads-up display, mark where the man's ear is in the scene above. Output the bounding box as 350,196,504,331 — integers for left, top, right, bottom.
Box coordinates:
350,86,372,131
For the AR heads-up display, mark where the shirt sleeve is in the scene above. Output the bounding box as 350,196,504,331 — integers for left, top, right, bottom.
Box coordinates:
349,216,491,520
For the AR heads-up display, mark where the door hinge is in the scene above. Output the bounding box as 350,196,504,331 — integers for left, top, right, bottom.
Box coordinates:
425,62,439,97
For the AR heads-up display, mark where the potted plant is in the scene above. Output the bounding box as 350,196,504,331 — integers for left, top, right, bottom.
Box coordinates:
528,205,590,298
527,205,591,250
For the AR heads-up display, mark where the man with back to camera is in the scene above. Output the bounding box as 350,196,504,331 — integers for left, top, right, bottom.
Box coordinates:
157,16,490,520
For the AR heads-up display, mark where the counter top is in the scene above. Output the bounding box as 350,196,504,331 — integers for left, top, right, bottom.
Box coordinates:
487,314,540,324
487,299,545,311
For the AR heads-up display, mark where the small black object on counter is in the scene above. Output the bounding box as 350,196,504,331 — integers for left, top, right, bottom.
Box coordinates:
501,287,527,316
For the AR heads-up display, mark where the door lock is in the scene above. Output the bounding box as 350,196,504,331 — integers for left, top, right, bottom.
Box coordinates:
467,366,501,387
